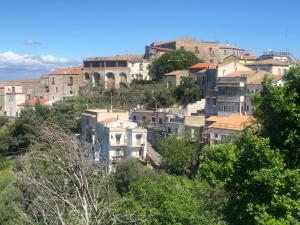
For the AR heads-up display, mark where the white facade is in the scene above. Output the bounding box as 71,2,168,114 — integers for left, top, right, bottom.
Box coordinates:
96,120,147,172
5,93,26,117
209,127,239,146
0,85,25,117
217,61,252,77
128,61,150,80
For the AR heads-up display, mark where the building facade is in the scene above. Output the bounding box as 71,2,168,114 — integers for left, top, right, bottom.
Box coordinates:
145,37,246,63
83,55,150,90
203,115,253,146
80,109,146,172
0,84,26,117
47,67,83,100
163,70,189,88
216,71,282,116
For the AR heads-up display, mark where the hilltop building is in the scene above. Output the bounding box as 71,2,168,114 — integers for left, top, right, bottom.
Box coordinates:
83,55,150,89
145,37,249,63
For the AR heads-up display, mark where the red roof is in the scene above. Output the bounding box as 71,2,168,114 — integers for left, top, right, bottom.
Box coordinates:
50,67,83,75
190,63,213,69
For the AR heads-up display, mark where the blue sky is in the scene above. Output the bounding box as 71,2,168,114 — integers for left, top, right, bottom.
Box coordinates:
0,0,299,81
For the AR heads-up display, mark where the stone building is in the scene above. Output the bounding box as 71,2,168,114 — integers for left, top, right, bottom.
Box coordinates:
145,37,246,63
48,67,83,100
163,70,189,88
83,55,150,89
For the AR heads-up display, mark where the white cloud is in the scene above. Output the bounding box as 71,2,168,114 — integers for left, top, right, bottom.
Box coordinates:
24,39,41,45
0,51,79,81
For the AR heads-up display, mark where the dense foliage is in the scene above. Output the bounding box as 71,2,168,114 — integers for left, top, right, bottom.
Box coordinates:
149,50,199,81
174,76,200,106
253,67,300,168
113,159,227,225
160,135,198,175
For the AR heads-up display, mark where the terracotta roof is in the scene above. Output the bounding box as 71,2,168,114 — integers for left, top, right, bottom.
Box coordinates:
222,71,283,84
207,115,254,131
164,70,189,76
0,82,6,88
6,80,21,86
19,98,49,107
50,67,83,75
99,117,118,125
246,59,289,66
85,55,145,62
190,63,214,69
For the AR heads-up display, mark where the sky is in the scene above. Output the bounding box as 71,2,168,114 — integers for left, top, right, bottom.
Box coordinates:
0,0,299,81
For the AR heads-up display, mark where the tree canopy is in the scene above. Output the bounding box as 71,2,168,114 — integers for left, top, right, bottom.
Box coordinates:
174,76,200,105
149,50,199,81
253,67,300,168
160,135,198,175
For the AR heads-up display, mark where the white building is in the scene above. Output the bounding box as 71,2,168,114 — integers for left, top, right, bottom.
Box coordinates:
96,118,147,172
0,83,26,117
216,71,283,116
81,109,147,172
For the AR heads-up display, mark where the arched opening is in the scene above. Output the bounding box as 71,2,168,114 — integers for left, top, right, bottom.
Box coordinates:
84,73,90,80
106,72,115,89
93,72,100,84
119,72,127,84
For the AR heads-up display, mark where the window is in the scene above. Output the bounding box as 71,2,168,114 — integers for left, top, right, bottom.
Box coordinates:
70,90,73,94
180,46,185,51
152,117,156,123
142,116,146,121
167,81,172,88
136,134,142,146
52,77,55,85
116,134,121,144
139,63,143,71
69,77,73,86
84,73,89,80
159,118,163,125
133,116,137,121
168,127,171,133
194,46,199,54
209,47,213,56
224,49,227,55
278,68,282,75
214,133,218,139
55,87,58,93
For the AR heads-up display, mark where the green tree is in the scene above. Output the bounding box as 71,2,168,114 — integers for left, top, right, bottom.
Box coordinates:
0,116,9,127
199,129,300,225
114,158,149,195
174,76,200,105
160,135,198,175
253,66,300,168
149,50,199,81
113,168,227,225
144,88,176,109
